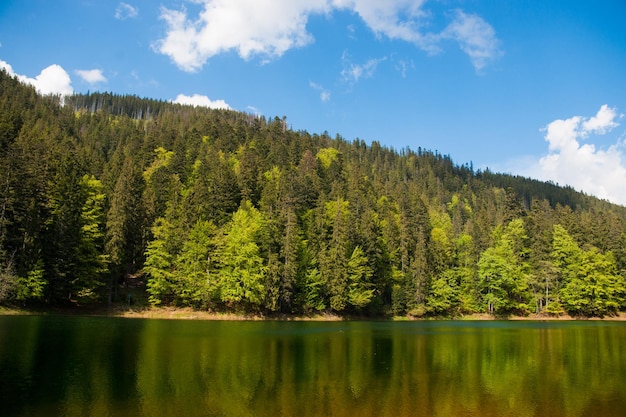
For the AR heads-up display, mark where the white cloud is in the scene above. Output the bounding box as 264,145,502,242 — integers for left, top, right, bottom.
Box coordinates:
154,0,501,72
246,105,262,116
1,60,73,96
346,24,356,39
154,0,329,72
395,58,414,78
75,69,107,84
336,0,502,70
582,104,619,134
34,65,73,96
309,81,331,102
520,105,626,206
341,52,387,84
0,60,14,74
441,10,502,71
173,93,231,110
334,0,431,44
115,3,139,20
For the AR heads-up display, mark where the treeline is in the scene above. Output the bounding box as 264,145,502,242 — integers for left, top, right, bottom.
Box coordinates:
1,69,625,317
66,92,172,121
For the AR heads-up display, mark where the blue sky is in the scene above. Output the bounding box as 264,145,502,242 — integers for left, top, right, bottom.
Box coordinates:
1,1,626,204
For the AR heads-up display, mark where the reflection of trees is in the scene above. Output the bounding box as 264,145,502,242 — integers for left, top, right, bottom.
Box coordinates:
0,316,145,417
2,318,624,417
133,321,626,417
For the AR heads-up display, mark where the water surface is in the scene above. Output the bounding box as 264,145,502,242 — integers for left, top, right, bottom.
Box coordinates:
1,316,625,417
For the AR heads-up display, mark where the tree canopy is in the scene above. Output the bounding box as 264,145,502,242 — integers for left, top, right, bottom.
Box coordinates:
1,69,625,317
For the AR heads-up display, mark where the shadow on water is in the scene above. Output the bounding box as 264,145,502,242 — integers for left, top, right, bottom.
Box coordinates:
0,315,146,417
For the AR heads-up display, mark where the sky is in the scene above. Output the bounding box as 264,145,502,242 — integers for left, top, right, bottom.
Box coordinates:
1,1,626,205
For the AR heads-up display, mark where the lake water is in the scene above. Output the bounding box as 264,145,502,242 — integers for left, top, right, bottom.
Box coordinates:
0,316,625,417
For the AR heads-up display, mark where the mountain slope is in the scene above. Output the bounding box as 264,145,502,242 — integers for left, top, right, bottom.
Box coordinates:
1,70,625,317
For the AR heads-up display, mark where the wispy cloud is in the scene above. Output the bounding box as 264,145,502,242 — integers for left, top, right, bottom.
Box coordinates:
246,105,262,116
173,93,231,110
515,105,626,206
394,58,414,78
154,0,501,73
335,1,501,71
341,52,387,84
441,10,502,72
346,24,356,39
75,69,107,84
115,3,138,20
309,81,331,102
1,60,73,96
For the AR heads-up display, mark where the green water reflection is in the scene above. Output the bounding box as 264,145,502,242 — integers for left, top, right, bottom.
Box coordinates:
1,316,625,417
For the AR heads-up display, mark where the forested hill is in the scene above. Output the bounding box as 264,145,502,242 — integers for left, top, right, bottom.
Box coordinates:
1,69,625,317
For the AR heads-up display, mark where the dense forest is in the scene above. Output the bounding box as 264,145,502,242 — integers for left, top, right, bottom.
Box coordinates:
1,69,625,317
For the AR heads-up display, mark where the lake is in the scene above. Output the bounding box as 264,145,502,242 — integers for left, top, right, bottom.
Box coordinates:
0,316,624,417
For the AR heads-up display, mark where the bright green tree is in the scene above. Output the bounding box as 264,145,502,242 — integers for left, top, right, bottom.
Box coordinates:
427,270,459,315
216,201,267,310
478,219,532,315
14,260,46,302
552,224,626,316
301,266,327,312
174,220,218,307
74,175,109,301
347,246,374,309
427,234,477,316
144,218,176,305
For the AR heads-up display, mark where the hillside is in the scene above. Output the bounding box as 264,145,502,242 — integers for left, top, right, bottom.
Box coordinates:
1,69,625,317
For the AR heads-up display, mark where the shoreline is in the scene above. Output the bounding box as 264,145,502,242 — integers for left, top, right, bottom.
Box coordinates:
2,305,626,321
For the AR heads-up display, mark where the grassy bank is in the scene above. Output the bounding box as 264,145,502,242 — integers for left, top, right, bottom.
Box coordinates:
2,304,626,321
0,304,344,321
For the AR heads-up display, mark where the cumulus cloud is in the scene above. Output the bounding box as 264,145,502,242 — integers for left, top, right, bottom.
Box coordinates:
0,60,15,74
115,3,139,20
154,0,501,72
75,69,107,84
154,0,328,72
33,65,73,95
309,81,331,102
522,105,626,206
173,93,231,109
582,104,619,134
1,60,73,96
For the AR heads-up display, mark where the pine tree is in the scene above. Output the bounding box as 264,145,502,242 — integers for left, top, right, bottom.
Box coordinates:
105,155,145,303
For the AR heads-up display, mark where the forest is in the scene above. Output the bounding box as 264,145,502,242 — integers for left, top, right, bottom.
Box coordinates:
1,69,625,317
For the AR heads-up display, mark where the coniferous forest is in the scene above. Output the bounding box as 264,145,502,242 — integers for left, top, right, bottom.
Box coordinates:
1,69,625,317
